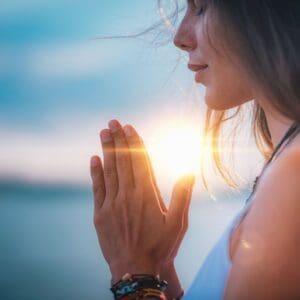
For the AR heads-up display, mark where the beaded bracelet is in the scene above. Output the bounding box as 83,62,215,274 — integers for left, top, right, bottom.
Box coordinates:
110,273,168,300
118,287,185,300
118,288,167,300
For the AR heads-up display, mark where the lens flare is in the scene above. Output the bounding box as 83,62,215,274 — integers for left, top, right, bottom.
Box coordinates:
147,123,203,181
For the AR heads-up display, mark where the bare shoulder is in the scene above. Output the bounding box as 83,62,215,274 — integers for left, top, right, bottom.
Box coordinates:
243,134,300,250
224,137,300,299
240,137,300,234
248,136,300,218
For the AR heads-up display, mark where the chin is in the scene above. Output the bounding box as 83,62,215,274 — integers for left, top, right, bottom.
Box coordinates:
204,91,251,111
204,95,238,111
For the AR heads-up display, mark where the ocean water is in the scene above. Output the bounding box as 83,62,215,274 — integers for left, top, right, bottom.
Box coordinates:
0,181,248,300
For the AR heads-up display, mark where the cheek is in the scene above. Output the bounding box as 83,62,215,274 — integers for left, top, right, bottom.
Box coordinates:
203,62,254,110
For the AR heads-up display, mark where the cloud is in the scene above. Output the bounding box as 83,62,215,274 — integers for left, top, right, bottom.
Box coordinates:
0,114,106,185
26,41,121,79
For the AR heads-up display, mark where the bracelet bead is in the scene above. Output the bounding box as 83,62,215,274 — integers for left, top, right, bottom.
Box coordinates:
110,273,168,300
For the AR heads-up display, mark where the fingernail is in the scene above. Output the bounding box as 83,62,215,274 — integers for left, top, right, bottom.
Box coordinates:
123,125,134,137
100,129,112,143
91,156,99,167
108,119,121,133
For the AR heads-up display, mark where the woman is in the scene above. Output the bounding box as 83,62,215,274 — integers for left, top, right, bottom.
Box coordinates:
90,1,300,299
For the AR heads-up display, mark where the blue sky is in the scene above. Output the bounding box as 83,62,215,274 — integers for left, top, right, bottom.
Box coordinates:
0,0,174,127
0,0,262,190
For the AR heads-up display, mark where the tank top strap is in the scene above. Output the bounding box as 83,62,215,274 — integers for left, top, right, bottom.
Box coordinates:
270,124,300,163
245,121,300,205
262,122,299,169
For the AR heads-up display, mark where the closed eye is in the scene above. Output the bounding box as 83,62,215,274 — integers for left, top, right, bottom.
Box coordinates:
196,5,206,16
187,0,207,16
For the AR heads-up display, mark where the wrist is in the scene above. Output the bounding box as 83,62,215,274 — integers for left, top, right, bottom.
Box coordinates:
110,273,168,300
159,262,184,300
109,260,184,299
109,259,160,286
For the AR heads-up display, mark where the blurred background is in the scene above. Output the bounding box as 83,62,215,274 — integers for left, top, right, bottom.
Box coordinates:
0,0,264,299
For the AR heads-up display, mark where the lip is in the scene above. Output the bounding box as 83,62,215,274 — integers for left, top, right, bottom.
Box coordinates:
187,63,208,72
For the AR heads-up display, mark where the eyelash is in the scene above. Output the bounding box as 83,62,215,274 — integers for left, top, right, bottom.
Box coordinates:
187,0,206,16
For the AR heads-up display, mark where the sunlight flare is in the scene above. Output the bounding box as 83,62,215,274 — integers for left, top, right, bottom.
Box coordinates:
147,123,204,181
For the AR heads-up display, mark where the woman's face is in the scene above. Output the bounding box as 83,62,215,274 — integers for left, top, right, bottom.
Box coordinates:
173,1,254,110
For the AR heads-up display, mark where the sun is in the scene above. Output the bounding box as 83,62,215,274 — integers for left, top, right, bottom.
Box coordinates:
146,123,204,182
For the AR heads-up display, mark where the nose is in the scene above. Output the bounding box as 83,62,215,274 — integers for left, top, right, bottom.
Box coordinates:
173,20,196,52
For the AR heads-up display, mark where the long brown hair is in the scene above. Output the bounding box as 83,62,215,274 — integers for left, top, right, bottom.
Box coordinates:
194,0,300,191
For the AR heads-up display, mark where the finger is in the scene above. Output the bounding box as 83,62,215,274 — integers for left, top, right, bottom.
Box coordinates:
124,125,167,213
123,124,151,186
182,178,194,231
100,129,118,198
108,119,134,190
90,155,106,209
168,175,195,229
143,140,168,213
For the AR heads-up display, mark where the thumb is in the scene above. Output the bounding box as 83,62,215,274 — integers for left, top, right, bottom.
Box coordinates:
168,175,195,227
